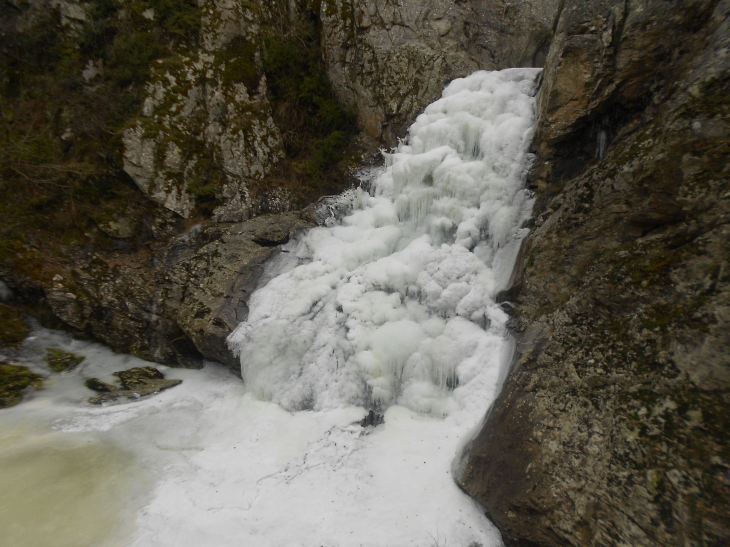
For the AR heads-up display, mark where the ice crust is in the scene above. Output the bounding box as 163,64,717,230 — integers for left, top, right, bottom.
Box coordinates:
228,69,540,416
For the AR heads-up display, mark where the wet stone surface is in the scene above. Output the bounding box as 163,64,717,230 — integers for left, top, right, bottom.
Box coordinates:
87,367,182,405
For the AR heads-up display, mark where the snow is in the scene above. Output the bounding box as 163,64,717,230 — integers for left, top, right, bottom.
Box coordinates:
0,69,540,547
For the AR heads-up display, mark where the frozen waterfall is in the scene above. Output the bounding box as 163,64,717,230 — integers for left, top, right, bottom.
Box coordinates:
228,69,540,418
1,68,542,547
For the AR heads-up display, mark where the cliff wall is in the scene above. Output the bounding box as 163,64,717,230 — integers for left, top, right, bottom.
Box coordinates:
320,0,561,143
459,1,730,545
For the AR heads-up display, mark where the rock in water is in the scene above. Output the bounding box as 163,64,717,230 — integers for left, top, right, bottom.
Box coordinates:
0,364,43,409
84,378,116,393
88,367,181,405
44,349,85,372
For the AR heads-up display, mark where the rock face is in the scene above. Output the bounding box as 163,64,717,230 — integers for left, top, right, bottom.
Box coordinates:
459,1,730,546
121,0,285,219
31,211,315,372
320,0,561,144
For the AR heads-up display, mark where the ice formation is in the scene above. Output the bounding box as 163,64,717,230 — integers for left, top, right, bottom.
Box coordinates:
228,69,540,417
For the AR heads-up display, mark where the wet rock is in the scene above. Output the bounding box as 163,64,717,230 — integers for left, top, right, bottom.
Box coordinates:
360,409,385,428
84,377,116,393
172,212,315,371
0,363,43,409
114,366,165,389
88,367,181,404
43,349,85,372
32,210,315,374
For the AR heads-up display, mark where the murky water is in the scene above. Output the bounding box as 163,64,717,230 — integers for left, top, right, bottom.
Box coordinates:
0,427,143,547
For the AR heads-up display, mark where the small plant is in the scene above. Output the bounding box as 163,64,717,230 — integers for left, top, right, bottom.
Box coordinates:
44,349,85,372
262,27,356,191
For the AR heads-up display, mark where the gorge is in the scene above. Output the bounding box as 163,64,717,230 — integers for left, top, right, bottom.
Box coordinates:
1,1,728,546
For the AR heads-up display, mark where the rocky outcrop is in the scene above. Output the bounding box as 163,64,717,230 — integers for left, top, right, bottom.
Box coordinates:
37,211,315,372
320,0,561,143
0,362,43,408
459,1,730,546
0,0,342,373
122,0,285,219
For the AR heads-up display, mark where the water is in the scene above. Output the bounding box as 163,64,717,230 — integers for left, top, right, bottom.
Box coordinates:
1,68,540,547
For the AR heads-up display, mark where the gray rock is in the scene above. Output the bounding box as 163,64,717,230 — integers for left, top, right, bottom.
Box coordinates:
459,2,730,545
121,0,286,219
320,0,561,144
38,211,315,374
88,366,182,404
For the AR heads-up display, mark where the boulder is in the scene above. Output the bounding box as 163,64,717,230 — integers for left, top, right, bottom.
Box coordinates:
87,366,182,404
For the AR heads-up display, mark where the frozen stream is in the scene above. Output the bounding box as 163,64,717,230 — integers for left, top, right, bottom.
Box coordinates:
1,69,539,547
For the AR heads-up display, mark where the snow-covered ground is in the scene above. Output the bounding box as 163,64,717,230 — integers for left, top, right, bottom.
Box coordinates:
0,69,540,547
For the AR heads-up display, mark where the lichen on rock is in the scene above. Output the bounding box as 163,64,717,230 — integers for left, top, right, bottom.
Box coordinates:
122,0,286,219
459,1,730,545
44,348,85,372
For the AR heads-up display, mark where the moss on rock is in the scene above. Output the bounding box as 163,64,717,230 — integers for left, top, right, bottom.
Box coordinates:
0,304,30,348
0,364,43,408
44,349,85,373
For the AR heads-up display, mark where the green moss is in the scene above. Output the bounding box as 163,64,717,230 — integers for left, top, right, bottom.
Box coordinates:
148,0,201,41
108,31,164,86
0,0,209,288
0,304,30,348
219,36,261,89
0,364,43,408
44,349,85,373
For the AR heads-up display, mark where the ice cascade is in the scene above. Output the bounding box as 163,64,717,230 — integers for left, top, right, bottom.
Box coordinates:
228,69,540,417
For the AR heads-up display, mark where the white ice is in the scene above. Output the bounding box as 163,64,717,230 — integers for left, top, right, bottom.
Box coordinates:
228,69,539,416
1,69,540,547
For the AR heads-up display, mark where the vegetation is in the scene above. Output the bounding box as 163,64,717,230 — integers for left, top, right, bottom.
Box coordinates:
43,348,85,372
0,364,43,408
0,1,202,286
0,304,30,348
260,4,357,200
0,0,358,315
